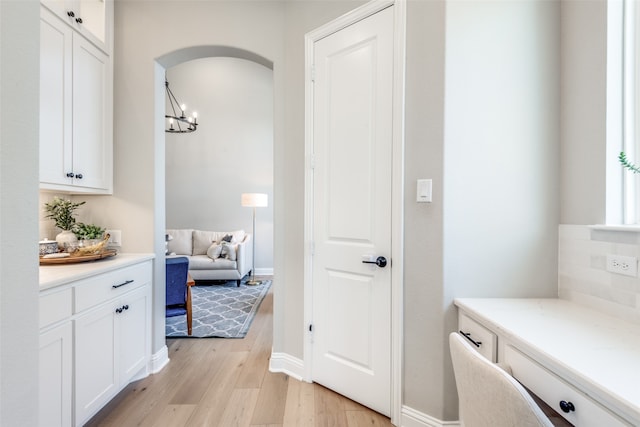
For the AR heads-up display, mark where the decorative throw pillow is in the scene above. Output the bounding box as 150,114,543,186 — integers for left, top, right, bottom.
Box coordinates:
206,243,223,259
220,242,237,261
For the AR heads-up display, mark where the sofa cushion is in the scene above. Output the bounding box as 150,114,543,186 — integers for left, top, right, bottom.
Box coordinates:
166,229,193,255
193,230,219,255
189,255,237,270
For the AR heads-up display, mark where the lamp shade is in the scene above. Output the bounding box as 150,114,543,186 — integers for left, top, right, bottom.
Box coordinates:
241,193,268,208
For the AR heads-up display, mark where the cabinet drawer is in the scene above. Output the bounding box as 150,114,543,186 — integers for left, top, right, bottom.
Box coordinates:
458,313,497,362
40,288,72,329
504,345,631,427
75,262,151,312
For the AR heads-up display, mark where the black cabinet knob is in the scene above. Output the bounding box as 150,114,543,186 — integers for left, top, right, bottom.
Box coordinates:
76,17,83,24
75,173,83,179
559,400,575,413
123,305,129,311
66,172,75,178
115,308,122,314
67,10,75,17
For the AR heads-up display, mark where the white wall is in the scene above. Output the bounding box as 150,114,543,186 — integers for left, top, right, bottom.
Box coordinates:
101,0,561,423
165,57,274,272
560,0,607,225
0,0,40,425
439,0,560,419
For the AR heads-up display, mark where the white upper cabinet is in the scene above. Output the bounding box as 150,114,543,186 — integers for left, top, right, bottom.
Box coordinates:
41,0,112,54
39,5,113,194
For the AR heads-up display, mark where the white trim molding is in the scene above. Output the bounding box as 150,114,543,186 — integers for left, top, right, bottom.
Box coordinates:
150,344,170,374
401,406,461,427
254,267,274,276
269,351,305,382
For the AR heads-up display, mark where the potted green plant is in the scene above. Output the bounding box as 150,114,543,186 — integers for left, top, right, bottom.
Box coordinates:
74,223,105,246
44,197,85,249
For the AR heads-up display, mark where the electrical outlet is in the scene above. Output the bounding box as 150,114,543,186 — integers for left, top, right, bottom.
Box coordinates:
606,254,638,277
106,229,122,247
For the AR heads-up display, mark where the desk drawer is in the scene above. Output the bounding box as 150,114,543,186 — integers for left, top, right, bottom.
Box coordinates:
504,345,631,427
458,313,497,362
75,261,151,313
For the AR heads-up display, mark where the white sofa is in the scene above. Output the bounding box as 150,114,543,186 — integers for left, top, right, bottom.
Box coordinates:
166,229,252,286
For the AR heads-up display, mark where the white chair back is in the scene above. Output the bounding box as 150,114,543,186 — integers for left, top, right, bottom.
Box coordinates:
449,332,553,427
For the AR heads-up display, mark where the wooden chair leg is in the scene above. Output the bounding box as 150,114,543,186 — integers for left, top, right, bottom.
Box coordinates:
186,285,193,336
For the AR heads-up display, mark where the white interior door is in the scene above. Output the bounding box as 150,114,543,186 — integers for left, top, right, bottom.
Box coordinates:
311,5,394,416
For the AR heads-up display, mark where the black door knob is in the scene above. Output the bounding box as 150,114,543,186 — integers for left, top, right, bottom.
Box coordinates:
362,256,387,268
559,400,575,413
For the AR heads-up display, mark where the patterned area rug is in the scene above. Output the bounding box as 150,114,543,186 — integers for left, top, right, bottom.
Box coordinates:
166,280,271,338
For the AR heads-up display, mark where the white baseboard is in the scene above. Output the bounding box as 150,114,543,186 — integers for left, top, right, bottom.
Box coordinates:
150,345,170,374
401,406,460,427
269,351,305,381
255,267,274,276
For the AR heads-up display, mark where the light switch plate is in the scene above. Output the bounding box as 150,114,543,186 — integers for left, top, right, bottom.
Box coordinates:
106,229,122,247
417,179,432,203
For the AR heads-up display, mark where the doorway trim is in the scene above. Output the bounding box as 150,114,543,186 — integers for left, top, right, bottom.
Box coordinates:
302,0,406,424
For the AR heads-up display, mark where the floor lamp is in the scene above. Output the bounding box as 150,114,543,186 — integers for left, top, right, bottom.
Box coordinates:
241,193,268,285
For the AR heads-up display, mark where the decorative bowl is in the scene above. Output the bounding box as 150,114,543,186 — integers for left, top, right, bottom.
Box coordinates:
39,239,59,256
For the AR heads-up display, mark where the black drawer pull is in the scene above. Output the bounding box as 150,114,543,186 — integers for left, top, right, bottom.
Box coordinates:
112,279,134,289
559,400,575,413
115,304,130,314
459,330,482,348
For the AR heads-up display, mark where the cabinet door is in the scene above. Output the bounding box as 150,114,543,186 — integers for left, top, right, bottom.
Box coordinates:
39,323,73,427
117,285,151,384
75,303,117,426
77,0,110,52
40,8,73,187
42,0,110,53
72,33,110,191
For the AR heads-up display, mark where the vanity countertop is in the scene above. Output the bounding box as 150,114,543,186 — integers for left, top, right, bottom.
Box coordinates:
454,298,640,425
39,253,155,291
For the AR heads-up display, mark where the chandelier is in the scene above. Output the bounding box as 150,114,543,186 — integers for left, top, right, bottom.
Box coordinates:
165,78,198,133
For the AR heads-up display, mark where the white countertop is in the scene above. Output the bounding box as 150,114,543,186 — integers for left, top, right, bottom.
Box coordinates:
454,298,640,425
39,253,155,291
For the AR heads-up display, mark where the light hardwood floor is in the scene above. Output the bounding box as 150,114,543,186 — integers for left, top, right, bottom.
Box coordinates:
85,282,393,427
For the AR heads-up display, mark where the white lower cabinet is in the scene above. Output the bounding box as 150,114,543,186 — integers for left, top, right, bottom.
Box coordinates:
39,322,73,427
39,257,152,427
75,284,151,424
75,301,118,424
117,285,150,384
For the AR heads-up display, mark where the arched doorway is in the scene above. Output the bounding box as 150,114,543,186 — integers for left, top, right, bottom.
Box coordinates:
152,46,275,365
